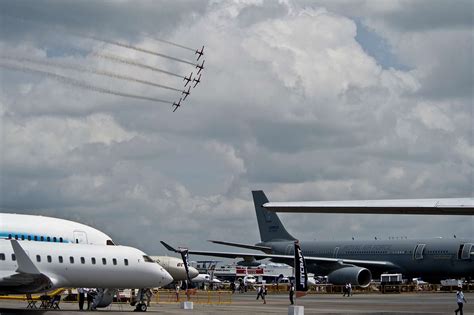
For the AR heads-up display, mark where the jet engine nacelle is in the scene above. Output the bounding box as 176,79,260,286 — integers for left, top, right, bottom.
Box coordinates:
327,266,372,287
93,288,117,308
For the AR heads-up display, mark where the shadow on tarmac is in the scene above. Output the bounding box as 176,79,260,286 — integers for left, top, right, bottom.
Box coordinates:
0,309,47,315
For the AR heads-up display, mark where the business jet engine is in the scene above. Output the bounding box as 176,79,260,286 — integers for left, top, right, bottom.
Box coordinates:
327,266,372,287
93,288,116,308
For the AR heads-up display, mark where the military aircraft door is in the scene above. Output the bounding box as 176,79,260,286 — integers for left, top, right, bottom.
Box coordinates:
333,247,340,258
413,244,426,260
458,243,473,260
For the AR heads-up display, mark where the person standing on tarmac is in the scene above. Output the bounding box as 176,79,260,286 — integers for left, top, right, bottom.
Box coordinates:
175,284,180,302
256,286,263,300
77,288,85,311
262,286,267,305
289,281,295,305
455,285,467,315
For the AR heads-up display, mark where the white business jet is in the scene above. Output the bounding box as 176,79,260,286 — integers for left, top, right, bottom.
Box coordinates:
0,213,199,281
0,239,173,294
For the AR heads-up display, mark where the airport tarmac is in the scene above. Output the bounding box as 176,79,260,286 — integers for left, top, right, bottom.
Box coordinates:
0,292,473,314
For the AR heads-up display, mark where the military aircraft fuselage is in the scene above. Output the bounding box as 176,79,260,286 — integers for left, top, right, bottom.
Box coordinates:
264,238,474,282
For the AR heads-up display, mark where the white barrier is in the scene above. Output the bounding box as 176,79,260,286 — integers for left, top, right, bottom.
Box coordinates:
180,301,194,310
288,305,304,315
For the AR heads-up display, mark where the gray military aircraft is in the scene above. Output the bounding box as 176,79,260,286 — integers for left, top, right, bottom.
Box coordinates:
162,191,474,286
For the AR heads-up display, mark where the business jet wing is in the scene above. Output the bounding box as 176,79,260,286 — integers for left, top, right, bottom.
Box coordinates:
263,198,474,215
0,240,53,293
160,241,396,268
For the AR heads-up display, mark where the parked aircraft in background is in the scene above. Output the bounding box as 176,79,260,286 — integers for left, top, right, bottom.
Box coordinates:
191,273,221,284
243,275,256,285
0,213,115,245
151,256,198,281
0,239,172,294
162,191,474,286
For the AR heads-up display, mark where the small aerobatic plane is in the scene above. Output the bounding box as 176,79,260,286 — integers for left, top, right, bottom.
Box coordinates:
193,73,201,88
184,72,193,87
195,46,204,61
182,86,191,100
196,60,205,75
172,98,182,112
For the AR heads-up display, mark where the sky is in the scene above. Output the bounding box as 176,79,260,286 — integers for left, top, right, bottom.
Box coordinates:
0,0,473,260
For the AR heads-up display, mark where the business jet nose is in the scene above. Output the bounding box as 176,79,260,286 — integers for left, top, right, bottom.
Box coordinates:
189,266,199,279
162,269,173,286
156,266,173,286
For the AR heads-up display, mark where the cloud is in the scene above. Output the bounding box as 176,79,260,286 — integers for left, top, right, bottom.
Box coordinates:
0,0,472,258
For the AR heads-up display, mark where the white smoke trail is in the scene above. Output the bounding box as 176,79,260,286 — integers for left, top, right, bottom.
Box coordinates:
0,62,173,104
93,53,185,79
86,35,197,66
146,36,195,52
0,55,183,92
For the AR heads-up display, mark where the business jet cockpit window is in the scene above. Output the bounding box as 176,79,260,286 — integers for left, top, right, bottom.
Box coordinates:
143,255,155,263
106,240,115,245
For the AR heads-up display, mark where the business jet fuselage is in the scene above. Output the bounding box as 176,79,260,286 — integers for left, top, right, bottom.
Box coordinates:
0,240,172,294
0,213,198,281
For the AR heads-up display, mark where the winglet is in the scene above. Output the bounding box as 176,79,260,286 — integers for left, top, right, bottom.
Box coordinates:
11,240,41,274
160,241,179,253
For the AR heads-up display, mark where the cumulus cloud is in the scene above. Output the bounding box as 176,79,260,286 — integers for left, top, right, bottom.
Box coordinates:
0,0,472,257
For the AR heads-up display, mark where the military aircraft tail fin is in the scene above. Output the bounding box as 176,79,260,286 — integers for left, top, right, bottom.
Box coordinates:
252,190,296,243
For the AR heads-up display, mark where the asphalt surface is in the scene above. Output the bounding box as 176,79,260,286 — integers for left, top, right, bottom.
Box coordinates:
0,292,473,314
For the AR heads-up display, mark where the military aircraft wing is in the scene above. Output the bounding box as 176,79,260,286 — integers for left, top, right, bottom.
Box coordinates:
160,241,397,268
263,198,474,215
207,240,272,252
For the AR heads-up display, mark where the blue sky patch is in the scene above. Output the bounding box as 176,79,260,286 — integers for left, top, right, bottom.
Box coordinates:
355,20,410,71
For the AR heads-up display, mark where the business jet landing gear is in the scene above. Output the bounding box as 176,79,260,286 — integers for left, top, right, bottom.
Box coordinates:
134,303,147,312
131,289,149,312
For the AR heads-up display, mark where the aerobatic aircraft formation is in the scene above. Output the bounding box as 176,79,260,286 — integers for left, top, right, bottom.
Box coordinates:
173,46,205,112
0,11,204,112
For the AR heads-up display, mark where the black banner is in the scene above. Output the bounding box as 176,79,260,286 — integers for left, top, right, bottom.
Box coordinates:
294,241,308,296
